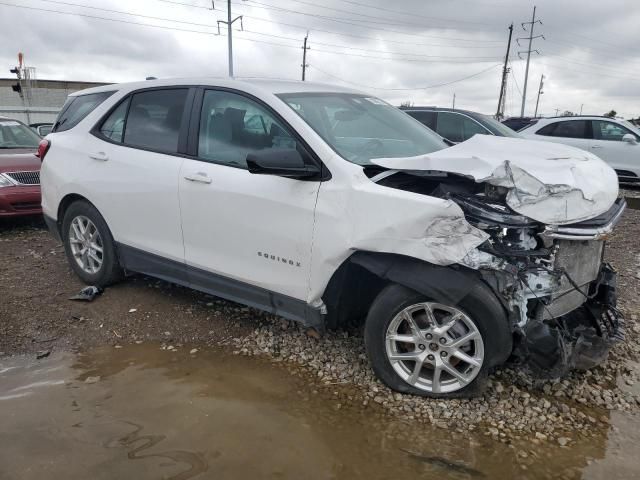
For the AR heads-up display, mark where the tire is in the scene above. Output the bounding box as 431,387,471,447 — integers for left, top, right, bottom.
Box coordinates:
61,200,123,287
364,283,511,398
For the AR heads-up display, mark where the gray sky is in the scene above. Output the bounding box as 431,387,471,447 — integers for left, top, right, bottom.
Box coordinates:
1,0,639,118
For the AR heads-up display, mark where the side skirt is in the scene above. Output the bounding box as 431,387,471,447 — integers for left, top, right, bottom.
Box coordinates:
116,243,324,329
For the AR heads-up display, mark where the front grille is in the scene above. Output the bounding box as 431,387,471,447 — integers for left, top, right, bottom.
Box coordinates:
5,171,40,185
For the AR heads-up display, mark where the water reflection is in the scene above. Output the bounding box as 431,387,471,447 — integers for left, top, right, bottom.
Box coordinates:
0,344,637,480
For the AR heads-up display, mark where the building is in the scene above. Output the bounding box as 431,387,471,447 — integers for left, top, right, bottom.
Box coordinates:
0,78,108,124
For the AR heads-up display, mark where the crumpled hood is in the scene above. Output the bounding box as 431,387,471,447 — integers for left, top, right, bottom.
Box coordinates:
372,135,619,225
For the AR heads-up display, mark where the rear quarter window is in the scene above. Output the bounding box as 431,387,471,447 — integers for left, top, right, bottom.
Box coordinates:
53,91,115,133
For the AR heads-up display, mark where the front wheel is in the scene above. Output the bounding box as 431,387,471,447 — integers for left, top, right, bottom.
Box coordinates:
62,200,123,287
364,283,510,398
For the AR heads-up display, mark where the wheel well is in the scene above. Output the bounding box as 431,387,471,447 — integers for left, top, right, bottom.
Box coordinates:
322,251,510,339
56,194,92,234
323,257,390,330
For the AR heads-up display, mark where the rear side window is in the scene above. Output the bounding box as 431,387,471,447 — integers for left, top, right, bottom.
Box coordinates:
123,89,188,153
99,98,130,142
536,120,589,139
53,91,115,133
406,111,437,130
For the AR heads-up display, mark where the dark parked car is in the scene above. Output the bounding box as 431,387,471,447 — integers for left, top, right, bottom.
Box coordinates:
502,116,539,132
401,106,520,143
0,116,44,217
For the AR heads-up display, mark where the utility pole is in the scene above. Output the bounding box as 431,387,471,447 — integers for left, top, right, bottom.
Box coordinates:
496,23,513,120
554,108,560,116
518,6,544,117
580,104,584,115
452,93,456,109
301,32,310,81
534,74,544,117
216,0,243,77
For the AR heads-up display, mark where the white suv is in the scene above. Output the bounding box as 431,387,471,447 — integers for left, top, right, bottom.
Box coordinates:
40,78,625,397
519,116,640,183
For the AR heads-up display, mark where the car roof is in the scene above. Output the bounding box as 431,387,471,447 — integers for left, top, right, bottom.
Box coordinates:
69,77,364,98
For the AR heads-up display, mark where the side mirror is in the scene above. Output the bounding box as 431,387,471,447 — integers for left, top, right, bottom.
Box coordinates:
246,148,321,179
622,133,638,144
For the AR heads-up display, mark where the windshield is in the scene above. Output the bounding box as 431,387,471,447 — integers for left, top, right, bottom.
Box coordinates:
479,114,521,138
0,119,41,149
278,93,446,165
620,119,640,133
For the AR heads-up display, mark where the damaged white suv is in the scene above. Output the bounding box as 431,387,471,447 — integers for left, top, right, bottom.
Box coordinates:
40,78,625,397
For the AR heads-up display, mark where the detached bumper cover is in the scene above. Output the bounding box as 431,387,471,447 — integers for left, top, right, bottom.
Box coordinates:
521,264,624,377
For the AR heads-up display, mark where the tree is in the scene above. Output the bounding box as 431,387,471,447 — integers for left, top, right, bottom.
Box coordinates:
400,100,413,108
562,110,575,117
604,110,617,118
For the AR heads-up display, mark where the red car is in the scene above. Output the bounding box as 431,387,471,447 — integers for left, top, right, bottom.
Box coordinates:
0,117,43,217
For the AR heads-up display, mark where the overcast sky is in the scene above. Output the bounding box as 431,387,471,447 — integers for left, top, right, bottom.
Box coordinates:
1,0,639,118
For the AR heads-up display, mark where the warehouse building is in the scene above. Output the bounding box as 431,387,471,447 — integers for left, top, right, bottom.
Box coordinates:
0,77,107,124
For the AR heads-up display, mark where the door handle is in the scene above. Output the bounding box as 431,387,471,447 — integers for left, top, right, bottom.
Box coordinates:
591,145,603,149
89,151,108,161
184,172,212,184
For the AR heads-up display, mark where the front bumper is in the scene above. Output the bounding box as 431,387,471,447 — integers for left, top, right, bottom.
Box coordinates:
521,263,624,377
0,185,42,217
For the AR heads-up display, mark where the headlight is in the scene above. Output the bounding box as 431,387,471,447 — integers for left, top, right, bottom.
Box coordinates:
0,174,15,188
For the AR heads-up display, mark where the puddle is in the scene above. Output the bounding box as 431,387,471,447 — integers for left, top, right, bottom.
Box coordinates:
0,345,638,480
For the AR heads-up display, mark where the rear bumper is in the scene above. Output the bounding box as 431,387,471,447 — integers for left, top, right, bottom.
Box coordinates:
0,185,42,217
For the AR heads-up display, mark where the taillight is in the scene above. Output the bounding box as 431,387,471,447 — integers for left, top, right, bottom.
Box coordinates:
36,139,50,162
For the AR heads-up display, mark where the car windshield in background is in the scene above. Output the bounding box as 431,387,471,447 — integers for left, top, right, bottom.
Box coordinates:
0,119,41,148
278,93,446,165
479,114,521,138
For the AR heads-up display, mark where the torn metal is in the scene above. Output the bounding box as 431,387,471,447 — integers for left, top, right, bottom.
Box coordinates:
372,135,619,225
337,135,625,376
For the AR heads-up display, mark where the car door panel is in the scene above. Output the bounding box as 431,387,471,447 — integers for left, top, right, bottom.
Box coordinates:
591,120,640,176
85,87,193,263
178,89,320,302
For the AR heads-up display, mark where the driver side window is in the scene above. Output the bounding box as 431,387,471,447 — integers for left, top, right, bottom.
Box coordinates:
198,90,297,168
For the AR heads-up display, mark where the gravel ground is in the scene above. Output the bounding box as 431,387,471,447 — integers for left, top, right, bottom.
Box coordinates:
1,205,639,446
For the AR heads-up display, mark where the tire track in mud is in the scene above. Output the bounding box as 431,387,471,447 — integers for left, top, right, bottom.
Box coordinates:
105,421,210,480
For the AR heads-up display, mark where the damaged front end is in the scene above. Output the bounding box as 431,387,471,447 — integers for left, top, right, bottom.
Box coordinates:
452,187,626,377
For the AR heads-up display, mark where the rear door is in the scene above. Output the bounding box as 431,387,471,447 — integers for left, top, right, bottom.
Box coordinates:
86,87,193,266
591,120,640,176
532,119,592,152
178,88,320,305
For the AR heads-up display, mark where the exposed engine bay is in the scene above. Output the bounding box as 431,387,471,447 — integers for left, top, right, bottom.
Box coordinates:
366,167,626,377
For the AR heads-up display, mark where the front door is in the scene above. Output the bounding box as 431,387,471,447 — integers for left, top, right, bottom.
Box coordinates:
591,119,640,176
178,89,320,305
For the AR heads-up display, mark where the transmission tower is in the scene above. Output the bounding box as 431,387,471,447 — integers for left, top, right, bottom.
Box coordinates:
517,6,544,117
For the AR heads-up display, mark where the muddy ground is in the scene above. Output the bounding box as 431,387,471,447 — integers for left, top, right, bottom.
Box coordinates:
1,192,640,459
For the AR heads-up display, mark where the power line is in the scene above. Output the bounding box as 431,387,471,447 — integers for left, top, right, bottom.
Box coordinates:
160,0,505,47
331,0,496,26
236,0,504,43
0,2,501,66
279,0,494,29
309,63,502,91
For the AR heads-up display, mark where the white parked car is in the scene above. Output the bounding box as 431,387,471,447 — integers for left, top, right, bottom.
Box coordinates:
519,116,640,183
40,78,624,397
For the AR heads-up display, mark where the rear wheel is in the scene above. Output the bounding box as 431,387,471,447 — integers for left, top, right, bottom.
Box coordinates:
365,283,510,398
62,201,123,287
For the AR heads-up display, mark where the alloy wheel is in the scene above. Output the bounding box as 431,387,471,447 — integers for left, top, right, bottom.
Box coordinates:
385,302,484,394
68,215,104,275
